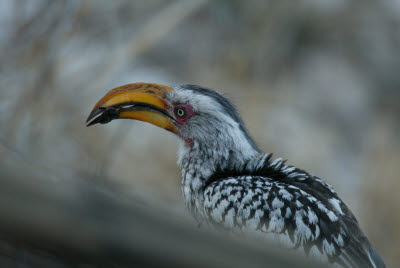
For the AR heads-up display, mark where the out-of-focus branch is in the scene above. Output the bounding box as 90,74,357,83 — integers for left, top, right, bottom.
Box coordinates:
89,0,210,91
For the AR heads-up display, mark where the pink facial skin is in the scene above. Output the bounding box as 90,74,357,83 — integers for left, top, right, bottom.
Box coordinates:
173,104,196,147
184,138,194,147
173,104,196,125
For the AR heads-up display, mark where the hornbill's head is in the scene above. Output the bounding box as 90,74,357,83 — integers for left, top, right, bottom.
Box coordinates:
86,83,260,163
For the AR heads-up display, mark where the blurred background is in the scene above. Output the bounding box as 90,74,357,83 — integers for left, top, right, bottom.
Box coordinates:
0,0,399,266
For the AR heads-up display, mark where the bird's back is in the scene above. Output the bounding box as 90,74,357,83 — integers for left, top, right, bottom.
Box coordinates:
201,154,385,268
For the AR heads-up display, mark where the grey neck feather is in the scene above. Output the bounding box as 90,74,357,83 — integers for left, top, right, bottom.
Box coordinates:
177,129,261,218
171,85,262,216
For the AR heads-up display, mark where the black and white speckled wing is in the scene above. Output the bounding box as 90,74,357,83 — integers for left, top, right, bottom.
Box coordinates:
202,154,385,268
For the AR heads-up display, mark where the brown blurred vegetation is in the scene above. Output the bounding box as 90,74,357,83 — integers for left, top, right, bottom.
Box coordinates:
0,0,399,266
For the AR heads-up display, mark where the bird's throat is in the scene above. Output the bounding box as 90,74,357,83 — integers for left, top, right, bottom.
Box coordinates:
178,139,260,217
184,138,194,148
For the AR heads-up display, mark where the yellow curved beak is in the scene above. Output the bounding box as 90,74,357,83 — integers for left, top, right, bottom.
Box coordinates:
86,82,178,134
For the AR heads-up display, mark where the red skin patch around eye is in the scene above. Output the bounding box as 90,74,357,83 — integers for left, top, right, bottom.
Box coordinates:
174,104,196,148
174,104,195,125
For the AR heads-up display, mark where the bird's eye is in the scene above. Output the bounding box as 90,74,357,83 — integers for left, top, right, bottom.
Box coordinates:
174,107,187,118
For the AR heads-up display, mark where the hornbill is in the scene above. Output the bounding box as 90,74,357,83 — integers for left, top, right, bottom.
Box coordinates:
86,83,385,267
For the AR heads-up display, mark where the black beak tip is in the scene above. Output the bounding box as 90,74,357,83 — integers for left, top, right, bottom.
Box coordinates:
85,119,96,127
86,107,103,127
85,113,98,127
85,106,119,127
